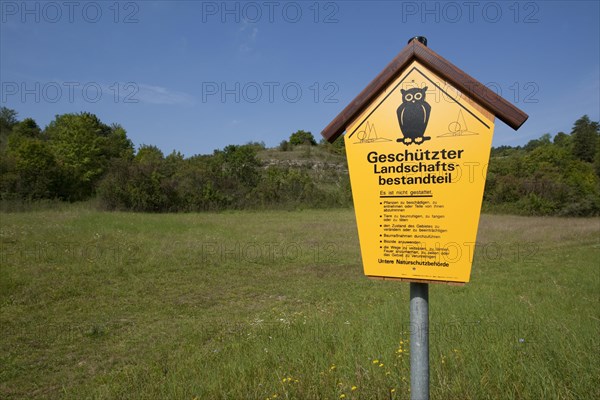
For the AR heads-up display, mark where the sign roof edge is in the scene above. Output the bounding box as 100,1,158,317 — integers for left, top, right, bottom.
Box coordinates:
321,40,528,143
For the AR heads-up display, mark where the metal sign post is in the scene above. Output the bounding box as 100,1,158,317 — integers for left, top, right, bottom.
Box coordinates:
410,282,429,400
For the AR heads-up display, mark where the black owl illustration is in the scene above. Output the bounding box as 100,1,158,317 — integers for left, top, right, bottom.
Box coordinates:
396,86,431,145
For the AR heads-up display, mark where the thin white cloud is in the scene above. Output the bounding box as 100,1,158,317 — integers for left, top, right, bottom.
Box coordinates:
239,43,253,53
135,84,195,105
250,27,258,41
239,21,258,53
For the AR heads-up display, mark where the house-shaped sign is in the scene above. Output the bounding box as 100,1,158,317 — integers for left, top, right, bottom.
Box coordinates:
322,38,528,284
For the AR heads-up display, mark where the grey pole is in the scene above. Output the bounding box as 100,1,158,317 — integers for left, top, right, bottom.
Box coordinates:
410,282,429,400
406,35,430,400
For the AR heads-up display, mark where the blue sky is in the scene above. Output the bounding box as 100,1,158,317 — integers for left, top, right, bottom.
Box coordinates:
1,0,599,156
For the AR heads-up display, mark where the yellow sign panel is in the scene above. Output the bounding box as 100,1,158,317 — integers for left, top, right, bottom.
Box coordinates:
345,61,495,284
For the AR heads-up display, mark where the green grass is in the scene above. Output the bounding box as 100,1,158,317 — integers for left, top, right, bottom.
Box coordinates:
1,209,599,399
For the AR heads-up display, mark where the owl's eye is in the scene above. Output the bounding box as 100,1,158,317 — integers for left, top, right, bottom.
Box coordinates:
414,93,422,100
405,94,413,101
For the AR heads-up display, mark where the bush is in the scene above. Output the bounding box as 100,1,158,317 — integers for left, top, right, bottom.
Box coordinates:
279,140,290,151
289,130,316,146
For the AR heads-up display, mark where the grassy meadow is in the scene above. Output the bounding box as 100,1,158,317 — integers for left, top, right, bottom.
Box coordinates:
0,207,599,399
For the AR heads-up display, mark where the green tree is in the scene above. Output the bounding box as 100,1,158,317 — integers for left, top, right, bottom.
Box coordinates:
176,154,227,211
135,144,164,164
594,136,600,177
553,131,571,148
215,144,262,189
1,114,59,199
524,133,551,152
484,126,600,216
571,115,599,162
0,107,18,132
289,130,316,146
12,118,42,138
279,140,290,151
102,124,134,160
8,138,59,199
99,146,176,213
0,107,19,151
125,145,168,212
490,145,521,158
96,158,133,210
45,112,113,200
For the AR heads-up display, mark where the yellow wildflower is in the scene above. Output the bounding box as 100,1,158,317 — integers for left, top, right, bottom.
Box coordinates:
340,395,346,399
372,359,379,364
351,386,358,391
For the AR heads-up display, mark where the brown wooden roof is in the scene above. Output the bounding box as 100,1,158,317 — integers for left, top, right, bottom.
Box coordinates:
321,40,529,143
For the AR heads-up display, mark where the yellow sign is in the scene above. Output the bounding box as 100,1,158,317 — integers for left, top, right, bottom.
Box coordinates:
345,60,495,284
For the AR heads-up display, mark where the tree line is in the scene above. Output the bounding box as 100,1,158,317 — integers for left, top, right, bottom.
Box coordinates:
0,107,350,211
0,107,598,215
484,115,600,216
